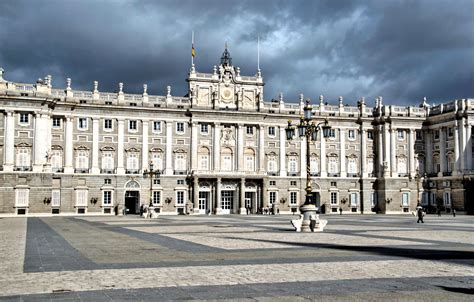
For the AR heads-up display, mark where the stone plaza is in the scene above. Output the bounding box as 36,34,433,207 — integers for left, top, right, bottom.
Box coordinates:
0,214,472,301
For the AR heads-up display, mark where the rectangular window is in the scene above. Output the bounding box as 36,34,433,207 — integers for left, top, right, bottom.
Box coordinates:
51,190,61,207
447,127,453,137
290,181,297,186
331,181,337,187
176,122,185,133
177,179,185,185
80,100,87,104
103,191,112,205
402,192,409,206
288,158,298,173
330,192,338,205
416,130,422,140
348,130,356,140
443,192,451,206
105,101,112,105
350,193,358,206
268,126,276,136
176,191,185,205
153,179,160,185
78,118,87,129
153,121,161,132
269,181,276,186
434,130,440,140
104,178,112,185
130,103,137,107
246,126,254,135
15,189,29,207
397,130,405,140
52,117,61,128
200,124,208,134
19,113,29,124
290,192,297,205
367,130,374,140
104,119,113,130
370,192,377,207
153,191,161,205
269,191,276,204
76,190,88,207
129,120,137,131
328,129,336,138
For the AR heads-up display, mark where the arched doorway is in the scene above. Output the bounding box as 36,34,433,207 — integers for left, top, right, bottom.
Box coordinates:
311,181,322,213
124,180,140,215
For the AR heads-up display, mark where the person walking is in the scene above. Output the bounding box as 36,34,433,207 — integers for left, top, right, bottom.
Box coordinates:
339,208,342,215
437,208,441,217
452,208,456,217
417,207,424,223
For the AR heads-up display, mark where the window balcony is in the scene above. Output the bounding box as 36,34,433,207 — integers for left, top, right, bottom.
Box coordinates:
74,168,89,173
101,169,116,174
427,172,438,177
125,169,140,174
347,173,359,177
398,173,409,177
267,172,278,176
174,170,187,175
287,172,299,176
443,172,452,176
14,166,32,171
52,168,64,173
310,172,320,177
328,173,340,177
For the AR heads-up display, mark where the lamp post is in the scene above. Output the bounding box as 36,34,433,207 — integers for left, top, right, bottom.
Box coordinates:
285,98,331,232
414,168,421,206
143,162,161,212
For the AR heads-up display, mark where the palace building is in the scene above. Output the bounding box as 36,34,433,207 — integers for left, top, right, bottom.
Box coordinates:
0,48,473,216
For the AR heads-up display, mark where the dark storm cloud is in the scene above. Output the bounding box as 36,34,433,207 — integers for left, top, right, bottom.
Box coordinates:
0,0,472,105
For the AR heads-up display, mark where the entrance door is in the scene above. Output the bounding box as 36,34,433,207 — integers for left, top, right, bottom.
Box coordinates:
221,190,233,214
198,192,209,214
125,191,139,214
245,192,254,213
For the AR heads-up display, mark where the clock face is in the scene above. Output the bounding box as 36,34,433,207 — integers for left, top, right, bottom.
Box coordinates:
221,88,233,101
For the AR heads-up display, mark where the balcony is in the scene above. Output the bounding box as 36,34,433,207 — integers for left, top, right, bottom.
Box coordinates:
310,172,320,177
174,170,187,175
267,172,278,176
347,173,359,178
443,172,452,177
126,169,140,174
14,166,32,171
101,169,116,174
52,168,64,173
328,173,340,177
74,168,89,173
398,173,409,177
288,172,300,177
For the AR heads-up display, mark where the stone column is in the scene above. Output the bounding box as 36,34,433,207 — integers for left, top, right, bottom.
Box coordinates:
258,125,265,172
339,128,346,177
460,118,466,172
279,126,286,176
33,112,51,172
213,123,221,171
439,127,446,177
116,119,125,174
64,116,74,173
237,124,244,171
377,126,384,177
91,118,100,174
320,128,327,177
262,178,268,209
408,129,415,177
361,129,367,177
239,178,246,214
165,121,173,175
466,123,472,170
141,120,149,172
193,177,199,213
425,129,432,174
454,121,460,175
191,122,198,171
3,111,15,172
216,177,222,214
300,136,307,179
389,127,396,177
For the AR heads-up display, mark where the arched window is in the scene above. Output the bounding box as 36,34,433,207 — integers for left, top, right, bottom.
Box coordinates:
347,155,358,175
51,150,63,170
16,148,30,168
221,148,233,171
328,154,339,174
447,152,454,173
266,153,278,174
174,152,187,171
127,152,139,170
433,153,440,173
101,152,114,170
367,156,375,175
416,155,425,174
76,150,89,169
198,147,210,171
150,149,163,171
288,155,298,173
244,148,255,171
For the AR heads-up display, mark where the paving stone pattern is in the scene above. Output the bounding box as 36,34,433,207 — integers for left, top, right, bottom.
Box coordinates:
0,214,473,301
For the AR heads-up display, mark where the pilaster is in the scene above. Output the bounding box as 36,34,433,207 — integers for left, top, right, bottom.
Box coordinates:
165,121,173,175
33,111,51,172
191,122,198,171
141,120,149,172
361,129,367,177
339,128,346,177
258,125,265,172
408,128,415,177
91,118,100,174
425,129,432,174
3,111,15,171
453,121,460,175
215,177,222,214
300,136,307,179
116,119,125,174
237,124,244,171
279,126,286,176
438,127,446,177
64,116,74,173
466,123,472,169
389,126,396,177
213,123,221,171
320,129,327,177
239,178,246,214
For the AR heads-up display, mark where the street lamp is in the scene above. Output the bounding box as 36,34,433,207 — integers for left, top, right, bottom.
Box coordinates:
414,168,421,206
285,98,331,232
143,162,161,211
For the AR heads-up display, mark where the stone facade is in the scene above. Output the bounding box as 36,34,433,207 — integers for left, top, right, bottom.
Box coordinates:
0,49,473,216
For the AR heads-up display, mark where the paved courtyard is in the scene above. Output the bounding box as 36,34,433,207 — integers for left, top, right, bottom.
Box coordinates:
0,214,472,301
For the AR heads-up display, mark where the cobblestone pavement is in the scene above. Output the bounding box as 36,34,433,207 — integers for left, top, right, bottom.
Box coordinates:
0,214,472,301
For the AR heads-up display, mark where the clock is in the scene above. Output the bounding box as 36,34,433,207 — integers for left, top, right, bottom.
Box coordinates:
221,88,233,101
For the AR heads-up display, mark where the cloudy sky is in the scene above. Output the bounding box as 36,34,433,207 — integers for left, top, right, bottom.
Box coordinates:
0,0,472,106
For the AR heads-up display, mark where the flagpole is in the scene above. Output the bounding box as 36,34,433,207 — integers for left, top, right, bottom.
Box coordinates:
257,36,260,71
191,30,194,66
